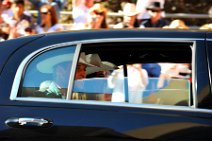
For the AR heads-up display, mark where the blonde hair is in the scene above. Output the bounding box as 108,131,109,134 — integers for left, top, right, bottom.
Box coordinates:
89,3,108,28
199,23,212,30
164,19,189,29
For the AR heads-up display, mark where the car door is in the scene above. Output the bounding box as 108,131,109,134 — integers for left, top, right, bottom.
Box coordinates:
1,35,212,141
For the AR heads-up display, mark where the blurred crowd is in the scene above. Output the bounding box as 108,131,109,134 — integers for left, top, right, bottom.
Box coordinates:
0,0,212,41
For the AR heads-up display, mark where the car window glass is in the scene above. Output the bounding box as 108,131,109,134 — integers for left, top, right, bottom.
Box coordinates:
17,41,192,107
71,42,192,107
19,46,76,99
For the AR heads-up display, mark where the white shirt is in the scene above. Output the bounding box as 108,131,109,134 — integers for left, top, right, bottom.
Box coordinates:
35,24,63,34
108,66,148,104
72,4,90,29
1,9,13,24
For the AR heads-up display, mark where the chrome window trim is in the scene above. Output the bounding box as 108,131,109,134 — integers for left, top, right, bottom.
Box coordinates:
66,43,82,100
192,42,197,108
206,41,212,104
13,97,212,114
206,39,212,42
10,38,197,111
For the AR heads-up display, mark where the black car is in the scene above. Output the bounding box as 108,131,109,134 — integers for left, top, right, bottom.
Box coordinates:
0,29,212,141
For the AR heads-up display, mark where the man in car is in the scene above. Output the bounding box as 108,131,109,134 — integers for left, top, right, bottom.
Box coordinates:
71,52,97,100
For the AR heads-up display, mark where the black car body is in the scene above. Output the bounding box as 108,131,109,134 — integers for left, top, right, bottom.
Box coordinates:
0,29,212,141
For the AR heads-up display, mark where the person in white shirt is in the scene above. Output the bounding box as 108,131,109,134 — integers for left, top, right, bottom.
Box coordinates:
72,0,94,30
108,64,148,104
7,0,33,39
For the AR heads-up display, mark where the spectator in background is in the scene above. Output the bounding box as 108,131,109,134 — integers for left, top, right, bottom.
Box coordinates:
199,23,212,30
139,1,169,28
27,0,64,25
86,3,108,29
163,19,189,29
72,0,94,30
41,0,63,22
114,2,139,29
136,0,165,21
7,0,33,39
0,0,11,40
1,0,13,22
35,3,63,33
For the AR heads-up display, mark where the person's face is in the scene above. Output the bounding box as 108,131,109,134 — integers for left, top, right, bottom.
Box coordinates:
84,0,94,8
93,10,105,18
90,10,105,28
75,63,86,80
12,3,24,16
147,9,161,18
123,15,136,27
40,7,51,23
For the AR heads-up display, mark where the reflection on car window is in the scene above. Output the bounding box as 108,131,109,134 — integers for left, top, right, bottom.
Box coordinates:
20,46,76,99
142,63,191,106
107,64,148,103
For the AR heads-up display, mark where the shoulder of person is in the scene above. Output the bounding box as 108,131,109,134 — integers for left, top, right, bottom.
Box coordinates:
52,24,64,30
35,25,43,34
113,23,124,29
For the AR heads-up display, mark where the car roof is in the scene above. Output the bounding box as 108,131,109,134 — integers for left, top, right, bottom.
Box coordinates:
44,28,206,40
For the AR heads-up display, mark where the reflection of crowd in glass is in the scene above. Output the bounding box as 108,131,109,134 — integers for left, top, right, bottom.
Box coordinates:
0,0,211,41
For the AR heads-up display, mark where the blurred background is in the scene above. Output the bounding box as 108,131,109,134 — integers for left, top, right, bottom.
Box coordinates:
26,0,212,27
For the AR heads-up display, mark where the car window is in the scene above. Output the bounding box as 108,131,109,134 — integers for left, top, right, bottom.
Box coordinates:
19,46,76,99
71,42,192,106
18,41,193,107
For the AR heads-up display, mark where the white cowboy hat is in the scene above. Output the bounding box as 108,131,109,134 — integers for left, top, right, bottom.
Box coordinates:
78,52,96,67
119,3,139,16
86,54,118,75
85,53,102,67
